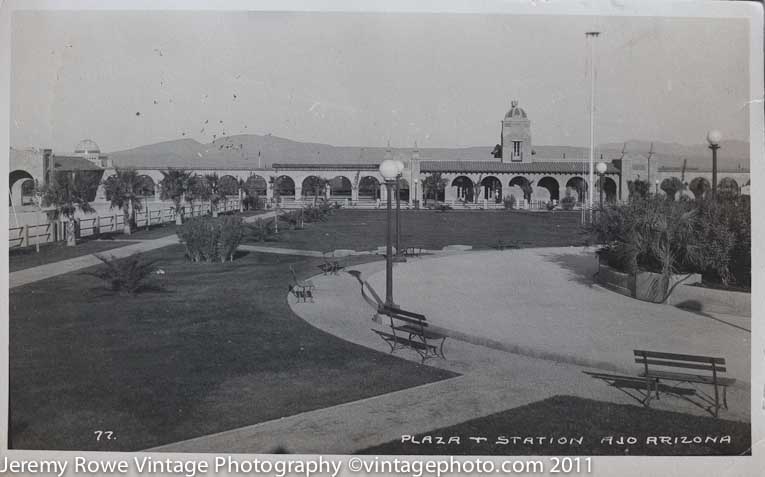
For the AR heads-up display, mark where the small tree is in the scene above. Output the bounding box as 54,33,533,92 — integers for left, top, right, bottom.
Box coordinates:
102,168,144,235
39,172,96,246
627,179,650,201
194,173,228,217
520,180,534,203
660,177,684,201
159,169,193,224
303,176,329,205
422,173,447,206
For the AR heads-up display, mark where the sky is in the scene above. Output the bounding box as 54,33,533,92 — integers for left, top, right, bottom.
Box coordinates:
10,11,751,153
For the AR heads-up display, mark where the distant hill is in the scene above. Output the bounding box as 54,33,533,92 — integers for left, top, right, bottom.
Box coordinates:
107,135,751,171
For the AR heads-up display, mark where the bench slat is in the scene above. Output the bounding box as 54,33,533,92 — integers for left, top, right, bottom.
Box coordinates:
381,306,427,321
395,324,445,340
388,314,429,327
634,350,725,364
634,358,726,372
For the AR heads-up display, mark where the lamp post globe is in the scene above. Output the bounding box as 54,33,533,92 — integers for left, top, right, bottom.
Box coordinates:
707,129,722,146
379,159,398,181
706,130,722,197
596,162,607,175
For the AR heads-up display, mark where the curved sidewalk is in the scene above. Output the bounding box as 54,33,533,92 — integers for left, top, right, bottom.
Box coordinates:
365,247,751,382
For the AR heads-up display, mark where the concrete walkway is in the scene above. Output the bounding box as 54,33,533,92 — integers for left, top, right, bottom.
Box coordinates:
366,248,752,381
149,254,750,454
9,211,278,289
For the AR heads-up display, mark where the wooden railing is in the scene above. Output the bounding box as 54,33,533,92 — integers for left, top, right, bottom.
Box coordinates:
8,198,244,249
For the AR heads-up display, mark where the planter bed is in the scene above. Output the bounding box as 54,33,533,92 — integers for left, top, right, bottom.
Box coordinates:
596,260,701,304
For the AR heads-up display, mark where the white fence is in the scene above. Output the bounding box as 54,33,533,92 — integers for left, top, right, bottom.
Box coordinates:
8,198,242,249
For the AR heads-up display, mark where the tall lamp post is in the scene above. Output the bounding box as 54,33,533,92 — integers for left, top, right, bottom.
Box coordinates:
393,160,406,262
707,129,722,198
379,159,399,309
596,161,607,210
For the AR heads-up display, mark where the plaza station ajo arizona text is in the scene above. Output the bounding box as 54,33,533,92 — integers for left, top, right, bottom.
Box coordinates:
9,100,750,211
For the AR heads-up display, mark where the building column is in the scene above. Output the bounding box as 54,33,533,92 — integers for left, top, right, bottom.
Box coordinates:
294,185,302,202
351,186,359,202
444,184,457,203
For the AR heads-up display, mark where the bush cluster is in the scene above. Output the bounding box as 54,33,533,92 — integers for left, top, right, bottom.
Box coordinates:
503,195,517,210
177,215,245,263
245,218,277,242
560,195,577,211
589,195,750,289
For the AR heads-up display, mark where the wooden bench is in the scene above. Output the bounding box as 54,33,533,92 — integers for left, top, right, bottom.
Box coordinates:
289,265,315,303
493,239,520,251
372,305,447,363
402,246,424,258
634,350,735,417
318,252,344,275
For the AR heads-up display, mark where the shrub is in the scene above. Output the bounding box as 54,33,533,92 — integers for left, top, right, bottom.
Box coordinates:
245,218,277,242
436,203,452,212
546,201,556,211
86,254,161,294
503,195,517,210
589,194,749,292
177,215,245,263
560,195,576,211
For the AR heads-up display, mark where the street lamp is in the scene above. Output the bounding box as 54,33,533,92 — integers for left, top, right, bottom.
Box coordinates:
596,161,607,209
394,160,406,262
379,159,399,309
707,129,722,198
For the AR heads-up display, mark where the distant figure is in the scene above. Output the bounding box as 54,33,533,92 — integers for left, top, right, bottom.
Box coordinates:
376,197,381,209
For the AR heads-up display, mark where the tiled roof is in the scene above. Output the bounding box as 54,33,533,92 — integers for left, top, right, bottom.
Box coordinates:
420,160,620,174
51,156,103,171
272,163,379,171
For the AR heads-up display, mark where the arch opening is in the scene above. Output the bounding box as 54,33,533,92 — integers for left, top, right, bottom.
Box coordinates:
537,176,560,201
480,176,502,202
451,176,474,202
329,175,352,198
358,176,380,200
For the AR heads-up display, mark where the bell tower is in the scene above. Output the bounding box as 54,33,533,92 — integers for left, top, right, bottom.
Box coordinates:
501,100,532,163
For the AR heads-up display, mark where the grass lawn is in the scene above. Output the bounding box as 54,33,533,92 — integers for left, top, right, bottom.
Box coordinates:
359,395,751,456
9,245,457,451
259,209,588,252
8,239,139,273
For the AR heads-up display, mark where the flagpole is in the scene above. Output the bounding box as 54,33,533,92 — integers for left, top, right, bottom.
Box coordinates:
586,31,600,224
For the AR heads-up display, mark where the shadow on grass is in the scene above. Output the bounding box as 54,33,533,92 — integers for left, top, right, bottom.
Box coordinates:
358,395,750,456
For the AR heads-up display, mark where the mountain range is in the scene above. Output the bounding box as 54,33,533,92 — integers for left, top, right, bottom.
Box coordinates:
107,134,751,171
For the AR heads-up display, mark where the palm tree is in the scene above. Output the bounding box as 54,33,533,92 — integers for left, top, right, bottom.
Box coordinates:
102,168,144,235
303,176,328,205
39,172,96,246
193,173,227,217
159,169,193,224
421,173,447,206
